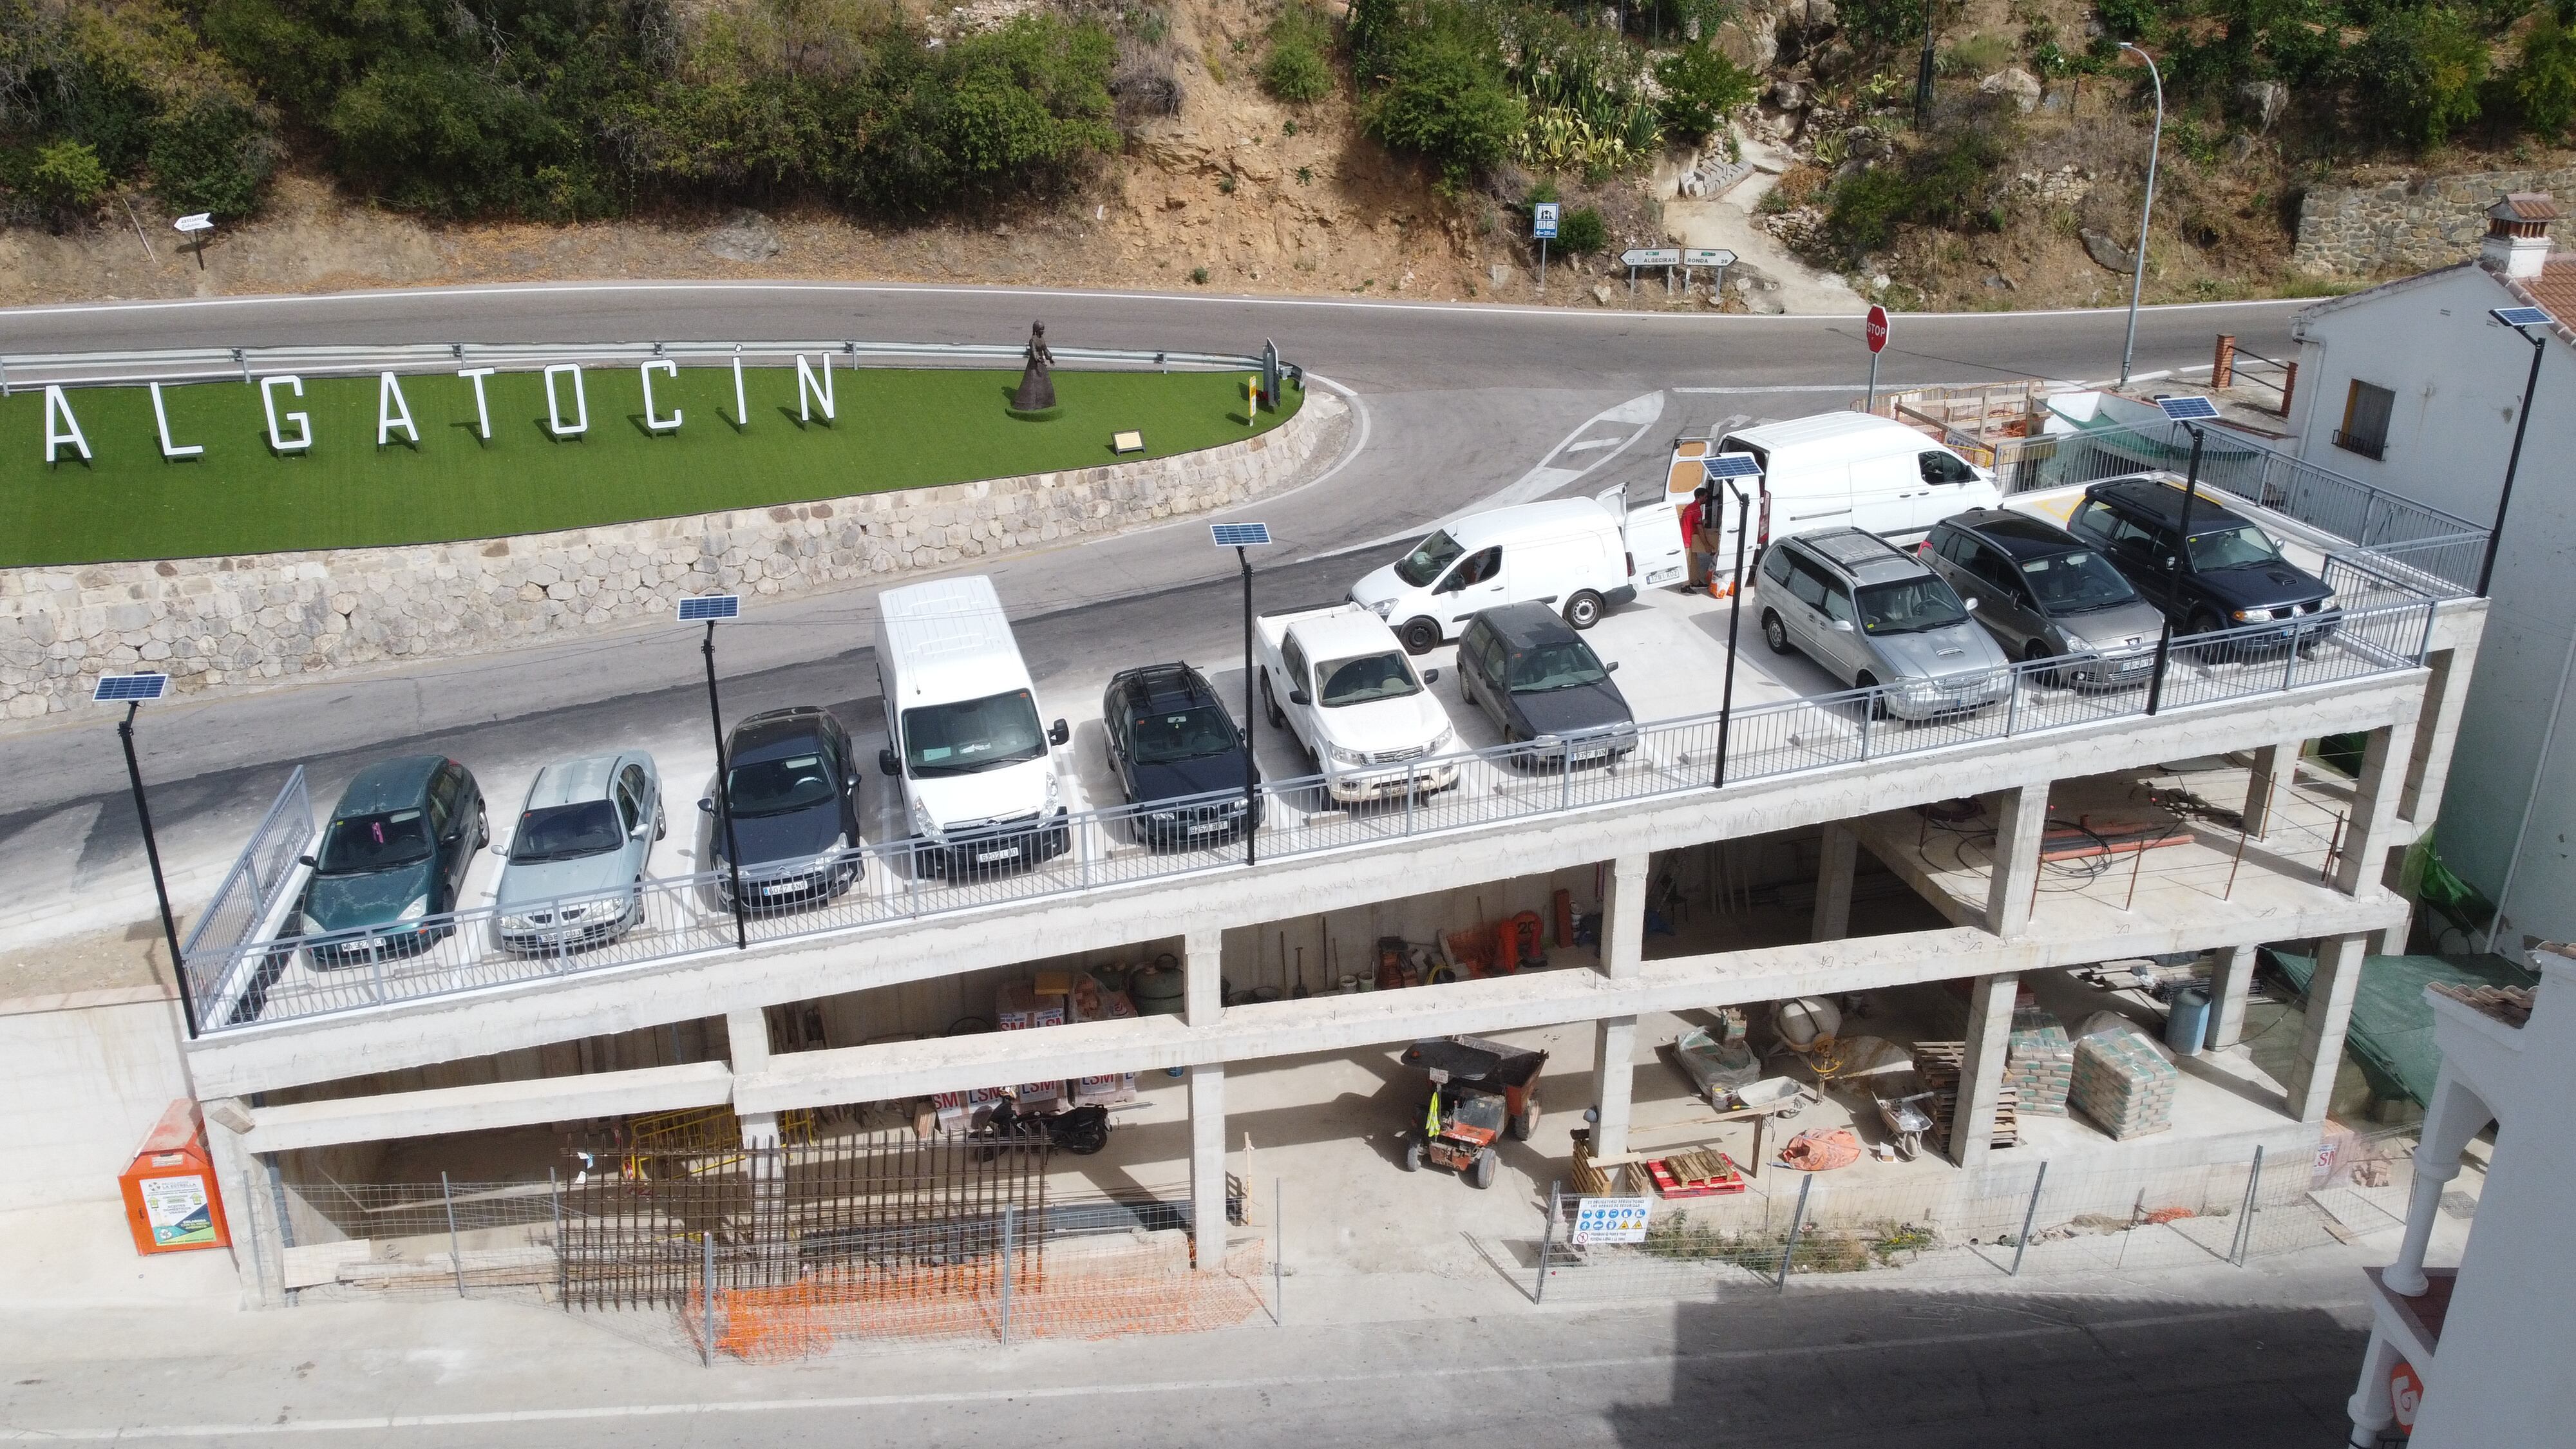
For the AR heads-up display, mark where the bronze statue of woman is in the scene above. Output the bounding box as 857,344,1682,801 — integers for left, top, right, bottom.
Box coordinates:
1012,321,1057,412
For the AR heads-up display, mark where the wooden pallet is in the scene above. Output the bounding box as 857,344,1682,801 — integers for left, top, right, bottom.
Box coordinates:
1912,1043,2020,1150
1646,1148,1747,1199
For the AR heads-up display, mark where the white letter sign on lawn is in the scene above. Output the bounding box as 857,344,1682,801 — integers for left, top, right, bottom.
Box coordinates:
43,386,91,463
640,359,683,433
795,353,835,423
732,350,749,428
260,375,311,454
376,372,419,446
457,367,497,440
149,383,202,459
544,363,589,438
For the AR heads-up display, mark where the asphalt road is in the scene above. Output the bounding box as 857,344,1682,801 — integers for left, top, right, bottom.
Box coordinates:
0,285,2307,952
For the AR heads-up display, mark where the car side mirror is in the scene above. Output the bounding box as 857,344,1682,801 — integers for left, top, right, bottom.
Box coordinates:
1238,726,1250,745
1830,619,1856,633
2162,555,2179,571
1962,596,1980,612
297,854,317,869
1289,690,1311,706
697,797,715,815
878,748,900,776
1048,719,1070,747
1606,660,1620,672
1422,668,1440,683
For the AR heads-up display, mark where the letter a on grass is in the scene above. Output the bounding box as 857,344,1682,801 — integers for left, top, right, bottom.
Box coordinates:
377,372,419,446
43,385,91,463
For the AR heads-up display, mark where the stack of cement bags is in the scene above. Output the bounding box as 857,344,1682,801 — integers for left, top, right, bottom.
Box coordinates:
2069,1011,2178,1139
2005,1007,2074,1117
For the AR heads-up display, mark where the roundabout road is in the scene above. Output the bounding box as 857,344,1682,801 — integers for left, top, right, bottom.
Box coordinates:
0,283,2307,945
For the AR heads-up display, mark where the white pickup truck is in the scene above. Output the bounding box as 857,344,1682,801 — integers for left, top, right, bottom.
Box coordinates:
1255,603,1462,803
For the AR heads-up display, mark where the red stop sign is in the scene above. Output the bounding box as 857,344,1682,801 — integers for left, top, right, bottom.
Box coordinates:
1865,304,1890,354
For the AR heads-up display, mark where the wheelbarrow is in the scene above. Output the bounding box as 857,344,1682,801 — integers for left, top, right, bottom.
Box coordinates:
1875,1090,1936,1161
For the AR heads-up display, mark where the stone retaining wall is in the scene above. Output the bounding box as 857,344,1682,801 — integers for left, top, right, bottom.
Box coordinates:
0,392,1342,724
2293,168,2575,276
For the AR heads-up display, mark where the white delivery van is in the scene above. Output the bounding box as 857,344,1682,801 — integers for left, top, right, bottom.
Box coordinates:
871,575,1072,875
1347,489,1687,655
1671,414,1999,587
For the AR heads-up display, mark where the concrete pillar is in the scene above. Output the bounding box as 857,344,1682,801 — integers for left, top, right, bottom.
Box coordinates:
1984,784,2049,936
2242,739,2302,839
2287,933,2369,1123
2400,641,2477,828
1812,822,1859,941
1949,973,2018,1168
2206,945,2259,1050
1184,923,1226,1029
1589,1016,1639,1164
1188,1061,1227,1272
2345,1326,2403,1447
199,1101,279,1307
2383,1068,2492,1296
1600,852,1649,979
725,1008,772,1077
2333,721,2418,897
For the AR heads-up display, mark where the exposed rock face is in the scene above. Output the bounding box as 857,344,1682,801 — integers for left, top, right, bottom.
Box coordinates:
2081,228,2136,274
1978,68,2042,113
703,210,782,263
2235,80,2287,133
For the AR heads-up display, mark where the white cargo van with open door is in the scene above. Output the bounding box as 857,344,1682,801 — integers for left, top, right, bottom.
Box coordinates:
1348,491,1686,655
1664,413,1998,592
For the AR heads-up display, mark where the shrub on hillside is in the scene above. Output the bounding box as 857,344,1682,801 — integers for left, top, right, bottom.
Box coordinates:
1654,42,1756,141
2347,5,2488,146
2512,14,2576,140
1823,111,2013,261
1264,5,1336,103
1557,204,1606,253
1367,8,1525,191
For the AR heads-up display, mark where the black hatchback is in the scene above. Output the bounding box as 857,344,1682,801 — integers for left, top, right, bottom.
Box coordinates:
2065,477,2337,645
1456,602,1636,766
702,706,864,913
1101,663,1261,848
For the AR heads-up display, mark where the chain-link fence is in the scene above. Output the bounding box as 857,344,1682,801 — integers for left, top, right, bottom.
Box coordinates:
274,1173,564,1302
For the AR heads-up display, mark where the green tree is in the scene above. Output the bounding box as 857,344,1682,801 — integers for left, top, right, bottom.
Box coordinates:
2513,12,2576,138
1654,42,1756,140
1367,12,1526,190
1557,204,1607,252
26,139,113,213
2349,5,2488,146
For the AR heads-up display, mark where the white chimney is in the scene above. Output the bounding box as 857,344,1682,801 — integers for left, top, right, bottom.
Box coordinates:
2481,192,2559,279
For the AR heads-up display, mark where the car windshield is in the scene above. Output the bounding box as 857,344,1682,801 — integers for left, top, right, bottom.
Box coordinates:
1508,640,1609,691
317,809,432,875
1130,705,1238,765
728,752,837,817
510,800,624,863
2021,549,2139,612
1394,531,1464,588
1857,579,1969,634
1317,652,1419,706
2187,524,2286,571
904,690,1046,776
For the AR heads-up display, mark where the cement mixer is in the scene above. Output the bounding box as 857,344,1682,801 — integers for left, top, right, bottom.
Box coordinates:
1770,997,1853,1080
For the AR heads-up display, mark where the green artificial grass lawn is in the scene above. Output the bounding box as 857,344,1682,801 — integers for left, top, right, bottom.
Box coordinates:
0,365,1298,567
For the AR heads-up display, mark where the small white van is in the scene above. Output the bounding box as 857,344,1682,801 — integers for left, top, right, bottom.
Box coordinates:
1680,414,1999,585
871,575,1072,874
1347,490,1687,655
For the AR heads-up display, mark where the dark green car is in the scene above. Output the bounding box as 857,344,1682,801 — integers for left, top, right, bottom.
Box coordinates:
296,755,487,967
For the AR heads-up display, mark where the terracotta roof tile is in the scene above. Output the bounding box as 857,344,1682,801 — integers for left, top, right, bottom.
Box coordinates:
2506,254,2576,334
2496,192,2563,222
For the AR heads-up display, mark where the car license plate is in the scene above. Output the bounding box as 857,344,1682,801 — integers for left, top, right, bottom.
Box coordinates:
976,846,1022,864
762,880,802,896
1187,820,1227,835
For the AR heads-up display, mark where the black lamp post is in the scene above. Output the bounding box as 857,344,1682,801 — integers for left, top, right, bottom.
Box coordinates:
681,595,748,950
1703,454,1763,788
96,673,196,1039
2144,396,2219,716
2483,305,2556,598
1213,522,1275,866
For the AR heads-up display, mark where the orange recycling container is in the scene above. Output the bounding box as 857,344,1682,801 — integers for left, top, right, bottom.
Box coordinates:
117,1099,231,1255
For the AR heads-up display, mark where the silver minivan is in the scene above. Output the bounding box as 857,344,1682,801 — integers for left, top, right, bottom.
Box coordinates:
1757,529,2012,719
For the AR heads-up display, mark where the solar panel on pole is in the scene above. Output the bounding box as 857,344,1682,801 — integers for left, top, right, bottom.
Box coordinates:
1701,453,1761,482
93,674,170,703
1210,522,1273,548
2155,395,2221,422
2492,305,2553,329
677,594,742,623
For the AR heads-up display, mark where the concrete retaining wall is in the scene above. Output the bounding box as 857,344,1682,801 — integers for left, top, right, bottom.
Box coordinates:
2293,169,2574,276
1,987,194,1211
0,390,1341,725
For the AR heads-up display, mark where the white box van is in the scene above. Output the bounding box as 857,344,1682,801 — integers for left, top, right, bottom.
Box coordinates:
1672,415,1998,585
1346,489,1687,656
871,575,1072,875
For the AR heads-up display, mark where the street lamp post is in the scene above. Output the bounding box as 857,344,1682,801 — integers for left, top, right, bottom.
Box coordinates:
1212,523,1275,866
1702,454,1763,788
2482,306,2554,597
2145,395,2221,715
2117,43,2164,389
95,673,197,1039
680,595,748,951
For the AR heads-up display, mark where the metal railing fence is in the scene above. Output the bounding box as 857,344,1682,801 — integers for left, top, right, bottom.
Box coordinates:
2010,418,2488,596
176,767,312,969
188,593,2436,1032
0,339,1276,393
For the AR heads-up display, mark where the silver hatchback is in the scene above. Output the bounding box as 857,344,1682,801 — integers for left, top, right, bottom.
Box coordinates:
1758,529,2012,720
491,752,663,954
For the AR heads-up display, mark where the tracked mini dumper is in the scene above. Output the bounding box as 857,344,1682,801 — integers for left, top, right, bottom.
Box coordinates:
1397,1036,1548,1189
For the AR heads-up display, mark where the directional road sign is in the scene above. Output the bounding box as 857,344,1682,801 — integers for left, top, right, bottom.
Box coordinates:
1681,248,1736,268
1533,204,1560,240
172,213,213,235
1620,247,1682,268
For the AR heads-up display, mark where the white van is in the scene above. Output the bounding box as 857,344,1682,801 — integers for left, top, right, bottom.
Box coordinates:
1675,414,1999,585
1347,489,1687,655
871,575,1072,874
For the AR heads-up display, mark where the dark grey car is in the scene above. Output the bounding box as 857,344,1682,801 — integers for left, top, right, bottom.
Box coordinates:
1920,509,2169,688
1455,602,1635,766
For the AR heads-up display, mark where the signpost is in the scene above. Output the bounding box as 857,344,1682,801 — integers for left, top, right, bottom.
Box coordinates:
1620,247,1681,298
1570,1195,1652,1245
173,213,213,270
1681,247,1736,301
1863,303,1890,413
1533,204,1559,294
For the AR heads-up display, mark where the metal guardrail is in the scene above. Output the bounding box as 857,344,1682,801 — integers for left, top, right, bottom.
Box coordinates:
188,593,2438,1034
176,768,312,969
0,340,1277,393
2009,419,2488,596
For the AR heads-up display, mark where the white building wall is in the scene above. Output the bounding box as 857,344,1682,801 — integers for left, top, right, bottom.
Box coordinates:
0,990,194,1211
2291,270,2576,947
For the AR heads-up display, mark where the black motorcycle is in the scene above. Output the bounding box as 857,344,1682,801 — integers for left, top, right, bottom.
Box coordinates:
976,1099,1110,1157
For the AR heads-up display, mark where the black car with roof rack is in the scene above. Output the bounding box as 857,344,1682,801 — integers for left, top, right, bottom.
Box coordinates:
1101,663,1262,849
2064,475,2337,649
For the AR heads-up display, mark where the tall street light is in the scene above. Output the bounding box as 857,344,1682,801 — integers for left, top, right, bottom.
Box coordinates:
2117,43,2164,389
2144,395,2221,715
681,594,749,951
1703,454,1763,788
96,672,198,1039
1212,522,1274,866
2482,305,2555,597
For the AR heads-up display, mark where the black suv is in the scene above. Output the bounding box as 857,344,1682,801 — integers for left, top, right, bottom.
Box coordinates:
1455,602,1636,766
2066,476,2336,645
1101,663,1261,848
702,706,864,912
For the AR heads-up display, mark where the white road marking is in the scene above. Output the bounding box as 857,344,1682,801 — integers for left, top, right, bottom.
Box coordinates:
1320,390,1666,560
0,1303,2340,1440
